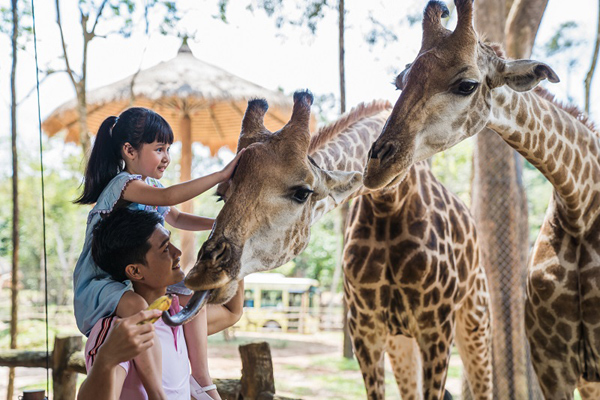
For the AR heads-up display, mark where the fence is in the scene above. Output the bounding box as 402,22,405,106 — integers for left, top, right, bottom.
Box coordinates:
0,337,299,400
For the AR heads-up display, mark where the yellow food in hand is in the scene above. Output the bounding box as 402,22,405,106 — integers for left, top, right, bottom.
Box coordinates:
138,295,172,325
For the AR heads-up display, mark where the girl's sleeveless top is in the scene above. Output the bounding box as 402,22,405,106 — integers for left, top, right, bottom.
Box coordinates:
73,172,171,336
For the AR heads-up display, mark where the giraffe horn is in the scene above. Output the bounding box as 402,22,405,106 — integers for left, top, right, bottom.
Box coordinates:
451,0,477,43
238,98,271,151
421,1,451,50
278,89,313,150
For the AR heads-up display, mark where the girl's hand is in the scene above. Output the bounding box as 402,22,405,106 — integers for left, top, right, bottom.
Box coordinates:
219,149,246,182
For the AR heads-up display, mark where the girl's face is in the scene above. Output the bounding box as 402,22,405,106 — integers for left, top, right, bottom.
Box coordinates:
126,140,171,179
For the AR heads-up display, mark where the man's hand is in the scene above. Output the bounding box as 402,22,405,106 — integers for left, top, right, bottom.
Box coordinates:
96,309,162,367
78,309,162,400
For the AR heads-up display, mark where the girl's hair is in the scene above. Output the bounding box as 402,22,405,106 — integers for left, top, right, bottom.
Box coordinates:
75,107,174,204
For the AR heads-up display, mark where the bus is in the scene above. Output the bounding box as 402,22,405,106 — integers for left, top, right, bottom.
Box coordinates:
234,273,320,334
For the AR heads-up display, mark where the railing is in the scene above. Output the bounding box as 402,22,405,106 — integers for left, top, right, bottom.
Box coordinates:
0,336,300,400
237,305,344,333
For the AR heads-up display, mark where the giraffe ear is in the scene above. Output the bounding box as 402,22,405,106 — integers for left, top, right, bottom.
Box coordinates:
395,64,412,91
502,60,560,92
312,169,362,205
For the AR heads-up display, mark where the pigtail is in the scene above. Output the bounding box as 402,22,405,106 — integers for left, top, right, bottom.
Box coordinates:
75,116,121,204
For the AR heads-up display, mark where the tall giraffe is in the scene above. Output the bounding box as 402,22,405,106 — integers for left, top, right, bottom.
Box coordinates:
183,90,493,399
363,1,600,398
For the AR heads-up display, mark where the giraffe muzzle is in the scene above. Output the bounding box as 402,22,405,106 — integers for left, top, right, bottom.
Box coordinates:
184,239,241,292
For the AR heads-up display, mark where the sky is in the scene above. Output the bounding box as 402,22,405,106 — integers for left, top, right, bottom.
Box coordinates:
0,0,599,167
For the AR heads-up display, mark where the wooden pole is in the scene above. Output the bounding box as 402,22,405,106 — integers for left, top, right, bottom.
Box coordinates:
239,342,275,400
52,336,82,400
180,113,196,272
8,0,19,398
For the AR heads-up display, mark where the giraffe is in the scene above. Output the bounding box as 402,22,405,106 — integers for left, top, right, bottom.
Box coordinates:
362,1,600,398
182,90,493,399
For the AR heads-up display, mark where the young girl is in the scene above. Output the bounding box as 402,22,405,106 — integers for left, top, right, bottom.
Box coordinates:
74,107,244,399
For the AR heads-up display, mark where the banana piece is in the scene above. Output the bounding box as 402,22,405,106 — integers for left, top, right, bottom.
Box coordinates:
138,294,172,325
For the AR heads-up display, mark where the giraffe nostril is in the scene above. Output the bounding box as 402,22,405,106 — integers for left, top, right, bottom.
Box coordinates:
378,143,396,163
211,241,229,263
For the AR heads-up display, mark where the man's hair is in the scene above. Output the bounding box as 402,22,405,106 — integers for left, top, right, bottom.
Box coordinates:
92,208,163,282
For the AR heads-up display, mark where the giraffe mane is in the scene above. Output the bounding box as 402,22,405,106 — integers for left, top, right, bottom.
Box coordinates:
309,100,392,153
532,86,599,137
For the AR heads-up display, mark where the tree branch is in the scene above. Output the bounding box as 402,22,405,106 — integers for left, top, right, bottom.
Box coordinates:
585,0,600,115
17,71,57,106
54,0,79,88
90,0,109,36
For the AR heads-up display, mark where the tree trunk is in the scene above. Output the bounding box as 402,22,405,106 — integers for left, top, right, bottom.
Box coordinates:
504,2,549,398
338,0,353,360
239,342,275,400
52,336,82,400
505,0,549,59
179,113,196,272
584,0,600,115
8,0,19,398
473,0,542,398
338,0,345,115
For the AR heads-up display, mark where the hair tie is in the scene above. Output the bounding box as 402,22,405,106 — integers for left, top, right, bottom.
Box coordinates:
109,117,119,137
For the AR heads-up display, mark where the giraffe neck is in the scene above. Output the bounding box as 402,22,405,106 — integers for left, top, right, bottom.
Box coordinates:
488,87,600,233
307,102,391,220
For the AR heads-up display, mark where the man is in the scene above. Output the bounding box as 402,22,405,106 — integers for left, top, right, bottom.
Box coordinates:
78,208,243,400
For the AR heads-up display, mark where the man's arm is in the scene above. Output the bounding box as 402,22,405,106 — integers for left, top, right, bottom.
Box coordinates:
207,280,244,335
77,310,161,400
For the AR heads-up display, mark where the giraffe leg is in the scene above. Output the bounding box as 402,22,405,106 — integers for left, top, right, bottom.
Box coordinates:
348,311,387,399
417,320,454,400
454,273,493,399
386,334,423,400
577,377,600,400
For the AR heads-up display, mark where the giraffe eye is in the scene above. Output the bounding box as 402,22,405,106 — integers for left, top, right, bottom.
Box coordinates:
453,80,479,96
291,187,314,204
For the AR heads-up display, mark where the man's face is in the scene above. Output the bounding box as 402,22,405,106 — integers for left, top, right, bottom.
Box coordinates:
139,224,184,288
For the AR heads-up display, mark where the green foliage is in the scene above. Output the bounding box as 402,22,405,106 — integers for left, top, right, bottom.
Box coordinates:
290,209,342,289
365,13,398,47
0,0,32,46
0,138,88,305
523,161,553,243
244,0,330,34
431,138,474,207
544,21,583,57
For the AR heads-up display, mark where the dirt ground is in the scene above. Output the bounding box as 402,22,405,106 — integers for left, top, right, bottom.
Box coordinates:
1,330,464,399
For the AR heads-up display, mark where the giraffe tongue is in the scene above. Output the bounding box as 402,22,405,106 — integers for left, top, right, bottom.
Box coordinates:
161,290,211,326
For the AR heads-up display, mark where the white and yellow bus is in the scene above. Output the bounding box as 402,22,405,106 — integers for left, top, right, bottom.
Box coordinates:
234,273,320,334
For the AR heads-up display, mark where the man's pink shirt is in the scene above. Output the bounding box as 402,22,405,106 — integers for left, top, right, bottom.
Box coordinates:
85,296,191,399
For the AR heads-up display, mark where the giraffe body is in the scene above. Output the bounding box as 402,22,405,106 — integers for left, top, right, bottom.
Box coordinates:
363,1,600,398
186,91,492,399
343,163,492,399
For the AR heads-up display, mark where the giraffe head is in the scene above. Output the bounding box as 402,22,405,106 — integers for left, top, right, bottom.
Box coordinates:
185,90,362,303
363,0,559,189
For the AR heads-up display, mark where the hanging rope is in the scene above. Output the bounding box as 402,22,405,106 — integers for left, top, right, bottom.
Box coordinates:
29,0,50,396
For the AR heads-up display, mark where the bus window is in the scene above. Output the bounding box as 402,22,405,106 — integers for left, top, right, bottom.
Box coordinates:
244,289,255,308
309,286,319,316
261,290,283,309
289,292,303,308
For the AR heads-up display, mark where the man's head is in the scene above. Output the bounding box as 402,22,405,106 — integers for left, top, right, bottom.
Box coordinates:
92,208,184,289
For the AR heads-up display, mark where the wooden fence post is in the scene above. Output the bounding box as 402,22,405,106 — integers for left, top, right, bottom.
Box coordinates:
239,342,275,400
52,335,82,400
